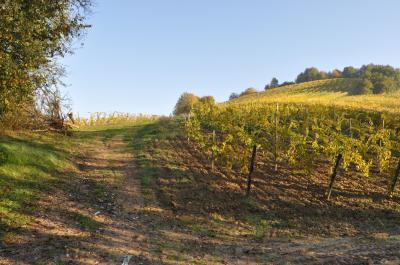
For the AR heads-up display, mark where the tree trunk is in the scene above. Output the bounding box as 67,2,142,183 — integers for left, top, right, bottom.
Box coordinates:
327,154,343,200
349,118,353,138
246,145,257,197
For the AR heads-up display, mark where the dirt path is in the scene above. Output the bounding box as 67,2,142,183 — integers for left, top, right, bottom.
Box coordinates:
0,132,151,264
76,135,147,264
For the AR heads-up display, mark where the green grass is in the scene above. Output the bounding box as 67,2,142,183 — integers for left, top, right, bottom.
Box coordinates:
228,78,400,113
0,131,75,238
0,121,158,240
68,212,100,231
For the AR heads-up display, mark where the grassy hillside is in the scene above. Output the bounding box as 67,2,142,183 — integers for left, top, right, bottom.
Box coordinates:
228,78,400,113
0,131,76,240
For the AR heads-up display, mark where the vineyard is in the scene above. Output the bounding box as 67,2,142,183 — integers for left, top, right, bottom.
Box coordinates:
74,112,159,127
230,78,400,113
185,101,400,199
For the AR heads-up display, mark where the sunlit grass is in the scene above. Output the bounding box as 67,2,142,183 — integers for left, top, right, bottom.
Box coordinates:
227,78,400,113
74,112,160,128
0,131,75,238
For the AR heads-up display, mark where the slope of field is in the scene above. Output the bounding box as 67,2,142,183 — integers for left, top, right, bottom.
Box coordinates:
228,78,400,113
1,120,400,264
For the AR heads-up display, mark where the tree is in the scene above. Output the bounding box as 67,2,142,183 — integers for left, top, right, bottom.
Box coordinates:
229,93,240,100
359,64,400,94
360,79,374,94
173,93,199,115
199,96,215,106
330,69,342,78
351,79,373,95
373,76,397,94
319,71,329,80
296,67,322,83
0,0,92,127
240,87,258,97
342,66,359,78
270,77,279,88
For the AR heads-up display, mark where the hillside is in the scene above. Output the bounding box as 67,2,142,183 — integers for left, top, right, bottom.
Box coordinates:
2,120,400,264
228,78,400,113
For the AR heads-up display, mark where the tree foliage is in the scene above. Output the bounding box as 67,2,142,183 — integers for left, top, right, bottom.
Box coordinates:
296,67,323,83
295,64,400,95
240,87,258,97
0,0,92,128
199,96,215,106
229,93,240,100
342,66,359,78
174,93,200,115
270,77,279,88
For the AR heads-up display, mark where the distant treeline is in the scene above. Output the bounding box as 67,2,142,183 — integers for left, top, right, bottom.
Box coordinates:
229,64,400,100
295,64,400,95
175,64,400,115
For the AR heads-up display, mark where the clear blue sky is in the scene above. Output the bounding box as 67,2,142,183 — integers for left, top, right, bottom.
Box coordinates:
61,0,400,115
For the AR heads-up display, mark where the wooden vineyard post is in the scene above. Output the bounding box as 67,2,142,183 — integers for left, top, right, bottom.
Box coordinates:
274,103,279,172
211,130,216,172
389,158,400,196
327,153,343,200
379,118,385,147
349,118,353,139
187,113,191,144
246,145,257,197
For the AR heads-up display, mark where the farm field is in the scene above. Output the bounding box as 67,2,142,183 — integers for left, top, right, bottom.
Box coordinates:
1,115,400,264
3,1,400,264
